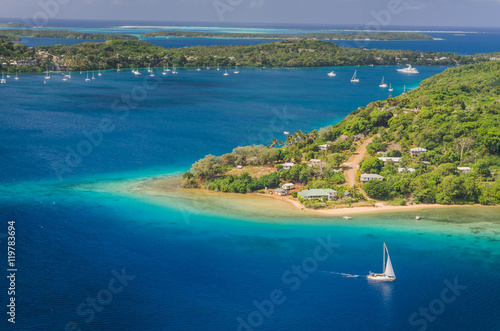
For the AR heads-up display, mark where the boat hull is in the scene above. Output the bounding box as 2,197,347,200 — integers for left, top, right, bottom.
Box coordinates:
367,273,396,282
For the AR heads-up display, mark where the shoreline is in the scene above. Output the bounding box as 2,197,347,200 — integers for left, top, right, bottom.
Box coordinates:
99,174,499,220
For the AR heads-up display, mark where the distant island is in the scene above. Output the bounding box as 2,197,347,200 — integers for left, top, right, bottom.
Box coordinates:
3,38,499,73
0,29,138,42
141,31,434,41
0,22,30,28
182,61,500,210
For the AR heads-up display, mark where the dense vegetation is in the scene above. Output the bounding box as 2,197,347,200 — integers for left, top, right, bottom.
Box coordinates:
1,38,499,73
0,29,138,41
185,61,500,206
142,31,433,41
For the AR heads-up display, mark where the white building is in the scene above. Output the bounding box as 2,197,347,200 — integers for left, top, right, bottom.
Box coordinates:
318,144,329,151
378,157,401,164
282,183,294,190
457,167,472,174
299,189,337,201
410,147,427,157
360,174,384,183
309,159,323,166
281,162,295,170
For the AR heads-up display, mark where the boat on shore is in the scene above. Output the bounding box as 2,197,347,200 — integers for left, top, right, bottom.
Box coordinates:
367,243,396,281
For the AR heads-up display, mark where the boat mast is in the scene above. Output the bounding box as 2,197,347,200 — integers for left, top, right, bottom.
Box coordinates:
383,243,386,274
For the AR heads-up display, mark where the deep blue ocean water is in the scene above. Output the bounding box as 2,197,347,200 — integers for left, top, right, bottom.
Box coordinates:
0,20,499,330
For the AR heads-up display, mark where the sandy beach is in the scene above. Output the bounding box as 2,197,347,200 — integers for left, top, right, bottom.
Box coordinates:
101,174,498,221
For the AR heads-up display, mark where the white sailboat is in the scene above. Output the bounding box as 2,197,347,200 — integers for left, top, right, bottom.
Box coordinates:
92,71,95,80
150,68,155,77
147,64,151,73
162,66,167,75
223,68,229,76
367,243,396,282
388,83,393,92
45,68,51,80
327,71,336,77
166,64,171,72
117,64,121,72
6,69,10,78
133,69,141,76
350,70,359,83
379,76,387,88
196,66,202,71
15,71,19,80
217,65,220,71
1,72,6,84
98,67,102,76
172,66,178,74
85,71,90,82
234,65,239,74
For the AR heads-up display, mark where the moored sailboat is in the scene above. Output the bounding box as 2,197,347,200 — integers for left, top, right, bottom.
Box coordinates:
379,76,387,88
350,70,359,83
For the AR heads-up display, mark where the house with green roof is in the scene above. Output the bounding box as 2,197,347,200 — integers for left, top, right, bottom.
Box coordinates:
299,189,337,201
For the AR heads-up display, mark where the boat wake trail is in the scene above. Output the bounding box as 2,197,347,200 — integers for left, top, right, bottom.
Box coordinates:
321,271,360,278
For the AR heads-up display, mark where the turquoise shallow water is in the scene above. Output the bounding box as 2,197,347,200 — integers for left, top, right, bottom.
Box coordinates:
1,64,499,330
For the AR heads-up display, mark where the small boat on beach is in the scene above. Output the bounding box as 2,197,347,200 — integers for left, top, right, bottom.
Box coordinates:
367,243,396,282
343,216,352,220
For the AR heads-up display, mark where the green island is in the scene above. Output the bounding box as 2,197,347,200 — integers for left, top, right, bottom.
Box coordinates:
141,30,434,41
2,39,499,73
182,61,500,210
0,29,138,42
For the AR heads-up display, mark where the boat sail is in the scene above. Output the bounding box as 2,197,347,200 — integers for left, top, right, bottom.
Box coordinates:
367,243,396,281
350,70,359,83
379,76,387,88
